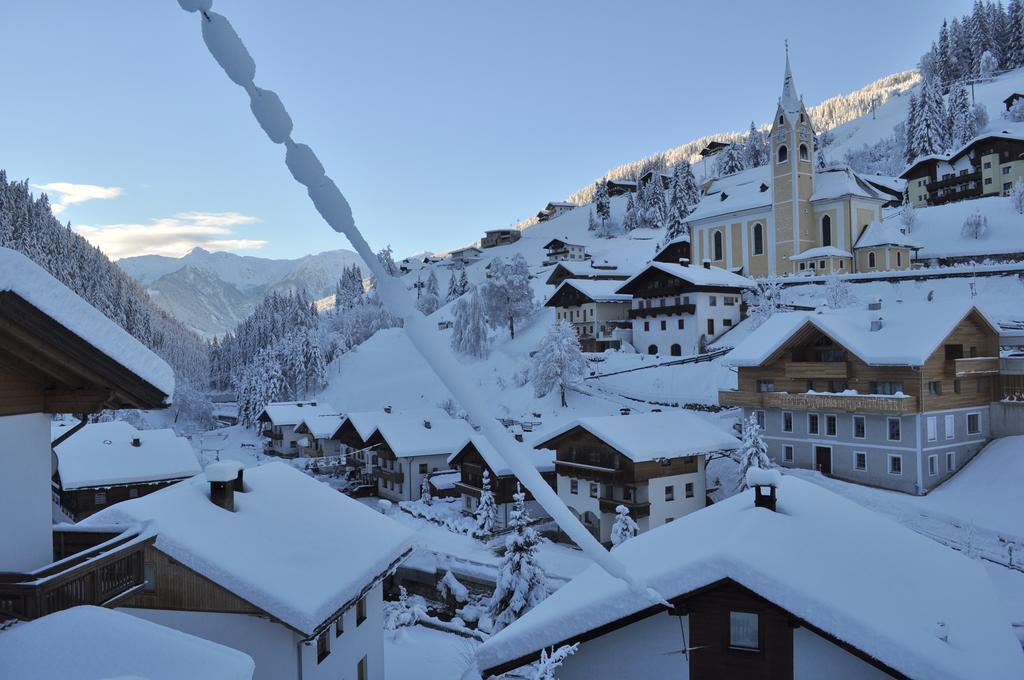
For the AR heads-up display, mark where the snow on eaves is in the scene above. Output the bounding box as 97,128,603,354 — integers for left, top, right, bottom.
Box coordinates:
534,411,739,463
685,166,772,223
617,261,755,292
297,413,345,440
789,246,854,261
475,477,1024,680
900,130,1024,177
259,401,338,427
0,605,254,680
55,421,200,490
448,434,555,477
809,166,885,203
853,221,921,249
375,416,476,457
544,279,632,306
0,247,174,399
344,407,451,443
84,462,414,636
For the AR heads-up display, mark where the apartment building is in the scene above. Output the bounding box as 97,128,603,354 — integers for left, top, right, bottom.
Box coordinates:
901,132,1024,208
544,279,632,351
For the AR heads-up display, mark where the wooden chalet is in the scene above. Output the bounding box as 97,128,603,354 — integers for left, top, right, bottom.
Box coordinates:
544,261,630,287
604,178,638,197
1003,92,1024,111
699,140,729,157
652,237,692,265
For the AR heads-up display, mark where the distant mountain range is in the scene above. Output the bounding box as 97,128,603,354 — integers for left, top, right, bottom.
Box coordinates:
118,247,367,337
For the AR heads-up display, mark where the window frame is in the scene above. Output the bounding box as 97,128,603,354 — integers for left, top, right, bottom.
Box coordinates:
316,631,331,663
569,478,578,495
807,413,820,435
728,610,761,651
887,417,901,442
664,485,675,502
852,415,866,439
967,412,981,435
887,454,903,476
928,454,938,477
356,595,367,625
685,482,694,498
777,145,789,164
944,413,955,440
783,445,794,463
946,451,956,472
824,413,837,437
782,411,793,433
853,451,867,472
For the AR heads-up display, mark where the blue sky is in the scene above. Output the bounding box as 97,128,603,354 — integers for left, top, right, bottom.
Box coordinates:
0,0,967,261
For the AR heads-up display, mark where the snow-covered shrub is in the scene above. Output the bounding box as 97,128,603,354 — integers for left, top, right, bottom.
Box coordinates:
415,269,442,316
973,102,989,130
420,476,432,505
532,643,580,680
1009,98,1024,123
736,413,772,490
489,487,547,632
1010,179,1024,215
742,277,784,328
383,586,426,630
480,255,535,339
823,276,857,309
473,470,499,538
960,211,988,240
610,505,638,546
436,570,469,607
377,499,393,515
531,320,588,408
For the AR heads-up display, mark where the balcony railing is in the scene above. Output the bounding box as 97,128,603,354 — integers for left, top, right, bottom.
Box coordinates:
372,466,404,484
598,497,651,518
629,303,696,319
926,170,981,191
718,390,917,414
953,357,1000,377
784,361,848,380
0,526,153,621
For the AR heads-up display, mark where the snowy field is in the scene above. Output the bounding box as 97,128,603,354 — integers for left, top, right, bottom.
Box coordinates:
384,626,478,680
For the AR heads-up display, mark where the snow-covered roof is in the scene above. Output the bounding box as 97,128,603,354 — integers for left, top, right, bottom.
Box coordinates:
543,238,584,249
55,421,200,491
0,247,174,399
726,302,999,368
449,435,555,476
296,413,345,439
863,174,906,193
616,262,755,293
534,411,738,462
685,165,772,223
475,477,1024,680
789,246,853,261
546,260,631,278
85,462,414,636
545,279,632,306
0,605,254,680
374,416,476,457
343,407,450,442
809,167,885,202
258,401,336,427
854,221,922,249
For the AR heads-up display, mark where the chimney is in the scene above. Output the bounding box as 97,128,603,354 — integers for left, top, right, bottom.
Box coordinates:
747,467,781,512
206,461,244,511
678,258,690,267
131,437,141,448
702,259,711,269
870,316,884,332
619,407,631,416
423,419,432,429
384,405,392,414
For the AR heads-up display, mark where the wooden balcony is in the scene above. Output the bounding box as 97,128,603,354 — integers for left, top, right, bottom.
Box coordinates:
784,361,848,380
372,466,404,484
0,527,153,621
718,390,766,409
598,497,651,519
555,460,625,484
718,390,917,414
629,303,696,319
953,357,1000,377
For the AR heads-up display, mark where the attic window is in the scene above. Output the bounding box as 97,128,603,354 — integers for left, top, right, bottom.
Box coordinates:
759,183,769,192
720,192,729,201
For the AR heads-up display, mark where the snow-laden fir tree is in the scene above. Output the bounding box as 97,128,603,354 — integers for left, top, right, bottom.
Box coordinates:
457,268,470,295
451,286,489,358
594,179,611,231
744,121,768,168
621,191,639,232
948,81,976,148
970,0,992,73
610,505,638,546
416,269,442,315
532,644,579,680
376,245,398,277
481,254,534,339
473,469,498,538
446,267,464,302
1010,0,1024,68
531,320,588,408
664,163,693,245
489,485,547,632
961,211,989,239
717,143,746,176
645,174,668,231
736,413,772,490
937,20,955,90
1010,179,1024,214
974,101,990,130
1009,97,1024,123
823,276,857,309
237,345,285,427
979,49,999,78
742,277,784,328
335,264,364,310
913,78,948,157
420,475,432,504
903,92,920,163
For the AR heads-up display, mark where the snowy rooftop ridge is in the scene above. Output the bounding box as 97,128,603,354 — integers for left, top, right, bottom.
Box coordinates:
789,245,854,261
343,407,451,442
54,421,201,491
808,166,885,203
900,131,1024,177
0,247,174,398
448,434,555,476
475,476,1024,680
545,279,632,306
854,221,922,249
374,416,476,457
617,261,756,292
258,401,337,427
296,413,345,439
84,462,414,636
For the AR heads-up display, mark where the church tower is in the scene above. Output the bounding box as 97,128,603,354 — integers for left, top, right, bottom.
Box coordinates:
770,46,815,274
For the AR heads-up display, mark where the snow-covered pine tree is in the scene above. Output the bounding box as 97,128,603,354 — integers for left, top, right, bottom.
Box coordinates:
961,211,989,239
744,121,768,167
742,277,784,328
610,505,638,546
376,245,398,277
678,160,700,207
335,264,365,310
531,320,588,408
489,485,547,632
948,81,976,147
1009,97,1024,122
938,20,955,91
446,267,464,302
913,78,948,157
1010,179,1024,214
664,163,692,244
532,644,579,680
646,174,668,231
634,175,651,229
237,346,285,428
587,207,599,233
473,469,498,538
974,101,990,129
450,286,489,358
971,0,993,74
823,276,856,309
420,475,432,505
416,269,441,315
481,254,534,339
594,179,611,231
717,143,746,176
979,49,999,78
457,268,470,296
736,413,772,490
621,191,639,232
1010,0,1024,68
904,92,920,163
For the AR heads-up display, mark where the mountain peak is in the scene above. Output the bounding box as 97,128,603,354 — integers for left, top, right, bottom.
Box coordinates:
186,247,211,257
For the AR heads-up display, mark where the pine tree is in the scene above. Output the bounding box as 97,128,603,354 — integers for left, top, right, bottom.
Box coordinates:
480,254,534,339
587,207,599,233
457,268,470,296
646,174,667,230
416,269,441,315
376,245,398,276
610,505,638,546
913,79,948,157
532,644,579,680
971,0,993,74
1010,179,1024,214
904,92,920,163
451,286,489,358
489,485,547,632
938,20,955,91
446,268,464,302
948,81,976,147
717,143,746,176
621,191,639,232
594,179,611,230
744,122,768,167
473,469,498,538
1009,0,1024,68
664,163,692,244
634,175,650,229
531,320,588,408
979,49,999,78
736,413,771,490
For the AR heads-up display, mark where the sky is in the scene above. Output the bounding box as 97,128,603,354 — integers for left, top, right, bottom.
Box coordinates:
0,0,969,262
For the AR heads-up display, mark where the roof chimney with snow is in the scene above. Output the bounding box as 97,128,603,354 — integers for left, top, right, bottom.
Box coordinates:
870,316,884,332
678,258,690,267
131,437,141,448
206,460,244,511
747,467,782,512
384,405,392,414
423,419,432,429
702,259,711,269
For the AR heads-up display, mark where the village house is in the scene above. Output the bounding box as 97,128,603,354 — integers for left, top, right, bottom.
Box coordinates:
686,55,892,277
720,301,1001,494
900,131,1024,207
542,238,589,265
605,178,638,196
52,420,200,522
480,228,522,249
615,261,754,356
652,235,692,265
473,475,1024,680
544,279,632,352
86,461,414,680
448,246,484,266
544,260,631,287
447,435,555,529
257,401,338,457
293,413,345,458
536,201,576,222
331,406,449,484
534,411,738,544
365,414,476,502
1004,92,1024,111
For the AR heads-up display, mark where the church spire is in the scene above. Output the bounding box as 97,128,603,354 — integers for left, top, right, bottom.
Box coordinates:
779,40,801,116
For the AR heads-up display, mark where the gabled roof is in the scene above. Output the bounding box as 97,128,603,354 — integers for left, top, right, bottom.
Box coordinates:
543,238,583,250
685,165,772,223
615,262,755,295
534,411,738,462
55,421,200,490
475,477,1024,680
854,221,922,250
789,246,853,261
900,132,1024,178
448,435,555,476
295,413,345,440
544,260,631,285
810,167,885,203
544,201,576,210
725,303,1000,368
258,401,336,427
373,416,476,457
340,407,450,442
544,279,632,307
86,462,414,636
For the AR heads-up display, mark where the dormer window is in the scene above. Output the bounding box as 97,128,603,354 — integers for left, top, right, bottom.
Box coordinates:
777,145,788,164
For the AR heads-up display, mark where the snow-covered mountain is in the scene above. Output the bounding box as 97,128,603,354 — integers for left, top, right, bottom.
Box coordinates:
118,247,366,337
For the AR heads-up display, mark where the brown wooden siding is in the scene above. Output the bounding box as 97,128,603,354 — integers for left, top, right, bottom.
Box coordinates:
540,428,700,484
57,479,185,522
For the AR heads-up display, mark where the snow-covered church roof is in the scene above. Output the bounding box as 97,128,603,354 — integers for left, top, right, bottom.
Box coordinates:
854,221,922,250
55,420,200,490
84,462,414,636
475,476,1024,680
809,166,886,202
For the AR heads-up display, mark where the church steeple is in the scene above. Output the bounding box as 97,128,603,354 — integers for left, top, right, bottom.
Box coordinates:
779,40,802,117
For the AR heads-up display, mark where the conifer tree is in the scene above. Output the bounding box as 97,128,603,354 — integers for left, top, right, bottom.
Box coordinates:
594,179,611,231
744,122,768,167
532,644,579,680
610,505,638,546
446,268,464,302
736,413,771,490
621,191,639,232
457,268,470,296
913,79,948,157
948,81,976,147
489,485,547,632
481,255,534,339
450,286,489,358
717,143,746,176
904,92,920,163
938,20,955,91
664,163,693,244
1009,0,1024,68
587,207,599,233
531,320,587,408
473,469,498,538
646,174,668,230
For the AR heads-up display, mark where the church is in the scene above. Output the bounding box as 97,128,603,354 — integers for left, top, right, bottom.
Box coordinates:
685,52,915,278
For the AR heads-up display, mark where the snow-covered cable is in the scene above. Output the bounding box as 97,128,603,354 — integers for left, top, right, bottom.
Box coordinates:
174,4,660,601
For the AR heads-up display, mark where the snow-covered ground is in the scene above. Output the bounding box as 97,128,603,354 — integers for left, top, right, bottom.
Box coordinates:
384,626,478,680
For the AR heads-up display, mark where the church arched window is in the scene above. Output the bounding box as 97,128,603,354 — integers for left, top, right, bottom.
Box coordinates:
752,223,764,255
799,143,809,161
713,231,724,261
868,252,876,268
779,115,784,125
821,215,832,247
777,145,788,164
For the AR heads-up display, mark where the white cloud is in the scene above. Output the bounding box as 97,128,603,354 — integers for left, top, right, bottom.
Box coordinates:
75,211,265,259
32,182,123,214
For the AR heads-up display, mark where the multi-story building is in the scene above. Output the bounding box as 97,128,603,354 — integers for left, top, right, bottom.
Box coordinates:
544,260,630,287
331,406,449,485
720,301,1001,494
293,413,345,458
536,201,576,222
615,261,754,356
544,279,632,352
480,228,522,248
257,401,338,457
534,411,738,544
366,415,475,502
542,238,589,265
901,132,1024,207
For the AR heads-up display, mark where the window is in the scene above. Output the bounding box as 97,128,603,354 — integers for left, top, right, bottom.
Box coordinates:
317,632,331,663
853,415,866,439
569,478,578,495
944,414,955,439
928,454,938,476
419,463,428,474
854,451,867,471
954,379,962,394
643,321,650,332
752,223,764,255
335,616,344,638
670,343,682,356
685,482,694,498
868,252,876,268
888,454,903,475
783,445,794,463
887,417,901,441
946,451,956,472
927,416,937,442
871,381,904,396
623,486,634,501
144,563,156,592
647,345,658,355
1003,166,1011,174
357,656,368,680
589,482,599,498
928,380,942,396
660,320,667,331
821,215,832,247
356,596,367,625
808,413,820,435
94,492,107,506
782,411,793,432
757,380,774,393
897,251,902,267
724,296,736,306
799,143,809,161
967,412,981,434
729,611,760,650
755,410,765,429
777,145,789,164
985,177,992,185
825,414,837,437
665,485,675,502
709,295,718,307
707,319,715,336
677,319,684,329
713,231,724,261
